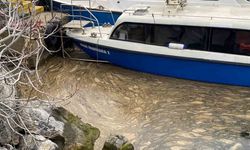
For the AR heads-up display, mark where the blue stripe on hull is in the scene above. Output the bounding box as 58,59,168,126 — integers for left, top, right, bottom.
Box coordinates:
74,40,250,87
52,1,121,25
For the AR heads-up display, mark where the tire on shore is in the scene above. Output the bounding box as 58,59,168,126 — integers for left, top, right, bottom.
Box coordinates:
44,19,73,55
36,0,51,11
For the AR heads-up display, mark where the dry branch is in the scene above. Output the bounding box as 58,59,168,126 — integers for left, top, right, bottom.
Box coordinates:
0,0,64,148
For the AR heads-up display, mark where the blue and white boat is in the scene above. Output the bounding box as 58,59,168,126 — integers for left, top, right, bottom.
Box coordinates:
51,0,165,25
66,0,250,87
51,0,245,25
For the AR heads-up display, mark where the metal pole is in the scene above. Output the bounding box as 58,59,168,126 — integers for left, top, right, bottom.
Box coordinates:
50,0,54,18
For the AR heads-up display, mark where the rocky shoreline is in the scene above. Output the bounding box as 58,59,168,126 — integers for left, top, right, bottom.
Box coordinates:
0,76,99,149
0,68,134,150
0,10,135,149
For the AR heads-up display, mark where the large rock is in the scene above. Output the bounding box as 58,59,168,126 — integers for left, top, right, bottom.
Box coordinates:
0,76,100,150
51,107,100,150
0,120,12,145
25,102,64,138
24,103,100,150
20,135,58,150
0,70,20,147
102,135,134,150
0,66,99,150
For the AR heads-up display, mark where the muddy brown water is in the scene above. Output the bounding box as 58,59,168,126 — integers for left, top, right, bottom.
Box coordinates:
35,57,250,150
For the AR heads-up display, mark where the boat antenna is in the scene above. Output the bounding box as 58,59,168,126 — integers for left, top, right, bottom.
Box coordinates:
152,13,155,24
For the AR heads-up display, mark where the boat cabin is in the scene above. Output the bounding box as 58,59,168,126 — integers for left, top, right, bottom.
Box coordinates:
108,4,250,56
110,22,250,56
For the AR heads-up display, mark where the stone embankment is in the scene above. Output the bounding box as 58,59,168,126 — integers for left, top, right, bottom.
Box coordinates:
1,68,134,150
0,19,134,150
0,75,100,149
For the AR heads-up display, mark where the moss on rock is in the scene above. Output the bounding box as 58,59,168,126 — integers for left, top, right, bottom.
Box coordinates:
121,143,134,150
52,107,100,150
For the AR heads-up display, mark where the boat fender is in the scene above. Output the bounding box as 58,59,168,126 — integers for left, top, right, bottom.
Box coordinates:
98,5,105,10
91,32,97,38
168,43,185,50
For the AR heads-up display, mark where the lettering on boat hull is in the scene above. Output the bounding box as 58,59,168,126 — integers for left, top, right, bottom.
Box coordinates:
80,43,110,55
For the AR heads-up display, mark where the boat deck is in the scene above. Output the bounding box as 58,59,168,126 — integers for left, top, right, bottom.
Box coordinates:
67,26,113,39
63,20,91,29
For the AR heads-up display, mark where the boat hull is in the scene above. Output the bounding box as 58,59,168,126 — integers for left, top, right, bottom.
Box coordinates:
74,40,250,87
52,1,121,25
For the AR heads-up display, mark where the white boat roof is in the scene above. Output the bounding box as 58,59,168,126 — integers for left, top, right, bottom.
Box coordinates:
188,0,250,5
115,3,250,30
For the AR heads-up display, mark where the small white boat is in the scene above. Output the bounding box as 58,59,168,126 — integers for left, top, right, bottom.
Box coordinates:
66,0,250,87
50,0,165,25
49,0,250,25
52,0,164,12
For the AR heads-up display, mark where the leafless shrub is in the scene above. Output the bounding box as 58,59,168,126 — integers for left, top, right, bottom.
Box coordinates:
0,0,64,147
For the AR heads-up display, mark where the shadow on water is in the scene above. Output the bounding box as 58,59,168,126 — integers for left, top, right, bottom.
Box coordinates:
38,57,250,150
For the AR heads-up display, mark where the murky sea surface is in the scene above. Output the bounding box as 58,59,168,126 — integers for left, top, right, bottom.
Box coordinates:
38,57,250,150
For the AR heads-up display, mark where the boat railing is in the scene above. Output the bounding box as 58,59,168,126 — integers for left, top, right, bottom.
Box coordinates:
90,0,116,24
60,1,102,37
162,13,250,22
75,0,116,25
58,0,116,24
187,15,250,21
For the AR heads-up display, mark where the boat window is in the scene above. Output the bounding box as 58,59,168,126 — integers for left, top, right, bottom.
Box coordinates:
151,25,183,46
111,24,129,40
180,26,207,50
210,28,235,53
111,23,207,50
152,25,207,50
111,23,149,43
235,30,250,55
210,28,250,56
